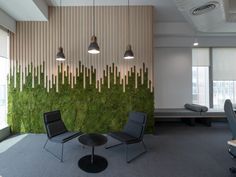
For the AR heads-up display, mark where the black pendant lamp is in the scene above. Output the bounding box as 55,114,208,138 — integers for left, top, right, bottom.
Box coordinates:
56,0,66,61
124,0,134,59
88,0,100,54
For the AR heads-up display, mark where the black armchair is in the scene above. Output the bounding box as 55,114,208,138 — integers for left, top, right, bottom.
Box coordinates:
43,110,82,162
224,99,236,173
106,112,147,163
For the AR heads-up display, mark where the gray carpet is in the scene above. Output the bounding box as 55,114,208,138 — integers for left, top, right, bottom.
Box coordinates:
0,123,235,177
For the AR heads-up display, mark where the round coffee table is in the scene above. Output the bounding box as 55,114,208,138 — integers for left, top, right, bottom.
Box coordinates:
78,133,108,173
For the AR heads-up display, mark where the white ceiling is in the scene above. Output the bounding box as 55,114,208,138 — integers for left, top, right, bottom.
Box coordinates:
46,0,186,22
1,0,236,34
174,0,236,33
0,0,186,22
0,0,48,21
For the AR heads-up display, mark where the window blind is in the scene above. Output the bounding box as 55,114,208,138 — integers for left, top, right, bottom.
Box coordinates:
192,48,210,67
213,48,236,80
0,29,8,59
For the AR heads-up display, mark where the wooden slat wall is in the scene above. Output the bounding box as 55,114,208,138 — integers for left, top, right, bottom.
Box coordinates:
9,6,153,92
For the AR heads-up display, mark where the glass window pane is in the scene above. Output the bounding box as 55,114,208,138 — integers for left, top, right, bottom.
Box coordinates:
213,81,236,109
192,66,209,107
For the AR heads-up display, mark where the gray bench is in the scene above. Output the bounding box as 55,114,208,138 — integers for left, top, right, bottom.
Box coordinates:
154,108,226,126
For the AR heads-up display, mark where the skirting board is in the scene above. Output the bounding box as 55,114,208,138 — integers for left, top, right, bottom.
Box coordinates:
0,126,11,142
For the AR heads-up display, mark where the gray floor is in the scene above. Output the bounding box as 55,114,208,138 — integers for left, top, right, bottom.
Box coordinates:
0,122,235,177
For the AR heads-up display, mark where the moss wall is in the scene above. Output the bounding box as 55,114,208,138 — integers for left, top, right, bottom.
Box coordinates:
8,65,154,134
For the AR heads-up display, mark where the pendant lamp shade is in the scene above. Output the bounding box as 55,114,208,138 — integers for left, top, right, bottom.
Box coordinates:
124,44,134,59
123,0,134,60
56,0,66,61
56,47,66,61
88,35,100,54
88,0,100,54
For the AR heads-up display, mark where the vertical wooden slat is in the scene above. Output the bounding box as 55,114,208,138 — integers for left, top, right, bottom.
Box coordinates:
44,23,47,88
49,9,53,89
10,33,13,77
68,7,71,85
22,22,26,85
26,22,29,77
52,9,56,86
46,9,50,91
61,7,65,84
13,32,16,88
19,22,22,91
55,6,59,88
16,22,20,73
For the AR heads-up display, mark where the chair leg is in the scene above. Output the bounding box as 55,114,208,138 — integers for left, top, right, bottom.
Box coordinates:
43,139,48,149
61,143,64,162
126,141,147,163
228,149,236,158
142,140,147,152
105,142,123,149
230,167,236,173
43,140,64,162
126,144,129,162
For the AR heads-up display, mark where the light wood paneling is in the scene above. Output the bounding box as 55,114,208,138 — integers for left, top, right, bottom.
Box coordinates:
10,6,153,92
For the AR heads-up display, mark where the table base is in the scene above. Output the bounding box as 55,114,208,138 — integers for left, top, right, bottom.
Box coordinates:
78,155,108,173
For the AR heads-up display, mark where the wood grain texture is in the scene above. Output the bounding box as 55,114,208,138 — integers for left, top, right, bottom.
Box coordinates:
10,6,153,92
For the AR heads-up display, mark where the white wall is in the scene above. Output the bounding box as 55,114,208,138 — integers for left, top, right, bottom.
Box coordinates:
154,47,192,108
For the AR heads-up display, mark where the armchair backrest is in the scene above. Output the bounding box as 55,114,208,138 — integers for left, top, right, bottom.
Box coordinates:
123,112,147,140
43,110,67,139
224,99,236,139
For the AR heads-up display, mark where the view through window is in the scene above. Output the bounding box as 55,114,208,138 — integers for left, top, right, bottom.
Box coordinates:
213,81,236,109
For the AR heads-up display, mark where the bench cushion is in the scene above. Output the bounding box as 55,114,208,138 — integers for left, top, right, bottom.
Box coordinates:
184,103,208,112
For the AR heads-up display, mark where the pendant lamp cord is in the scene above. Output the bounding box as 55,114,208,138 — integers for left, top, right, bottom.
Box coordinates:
128,0,130,45
60,0,62,47
93,0,95,35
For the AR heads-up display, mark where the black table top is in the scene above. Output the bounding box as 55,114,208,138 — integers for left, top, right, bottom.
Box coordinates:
79,133,107,147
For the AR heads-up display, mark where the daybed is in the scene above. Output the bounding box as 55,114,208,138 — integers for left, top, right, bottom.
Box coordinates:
154,108,226,126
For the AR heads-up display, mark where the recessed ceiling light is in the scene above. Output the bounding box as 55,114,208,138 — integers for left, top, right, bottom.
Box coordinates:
191,1,219,16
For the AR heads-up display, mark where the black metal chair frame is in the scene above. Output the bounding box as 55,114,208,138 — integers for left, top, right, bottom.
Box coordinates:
43,110,82,162
106,139,147,163
106,112,147,163
43,138,64,162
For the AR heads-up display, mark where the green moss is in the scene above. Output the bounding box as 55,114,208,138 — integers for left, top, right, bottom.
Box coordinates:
8,65,154,134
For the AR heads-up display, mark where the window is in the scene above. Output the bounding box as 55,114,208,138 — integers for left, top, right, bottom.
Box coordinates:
192,48,210,107
212,48,236,109
0,29,9,128
192,48,236,109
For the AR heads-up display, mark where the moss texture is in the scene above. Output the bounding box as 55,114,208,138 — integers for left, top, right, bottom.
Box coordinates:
8,65,154,134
